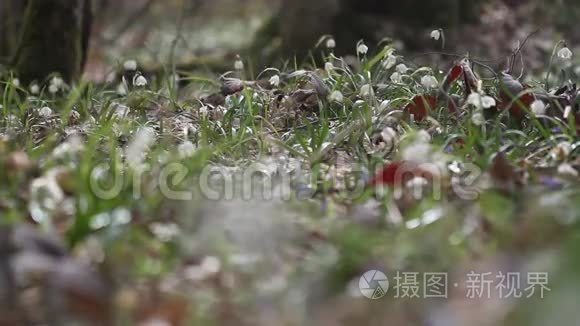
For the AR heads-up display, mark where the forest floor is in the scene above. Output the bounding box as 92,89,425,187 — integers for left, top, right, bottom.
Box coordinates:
1,2,580,325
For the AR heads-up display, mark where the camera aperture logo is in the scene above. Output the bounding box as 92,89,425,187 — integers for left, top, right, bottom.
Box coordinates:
359,270,389,299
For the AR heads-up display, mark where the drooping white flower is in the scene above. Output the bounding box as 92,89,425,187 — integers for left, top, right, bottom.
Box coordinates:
38,106,53,118
328,90,344,103
379,99,391,111
133,75,148,87
51,76,64,88
531,99,546,115
430,29,441,41
481,96,496,109
234,57,244,70
402,141,432,162
420,75,438,89
12,79,20,87
390,72,403,83
357,43,369,55
199,106,209,117
558,163,578,177
381,127,398,144
269,75,280,87
467,93,495,109
471,111,485,126
467,93,481,107
126,126,156,169
48,84,58,94
30,84,40,95
29,173,65,224
558,47,573,60
326,38,336,49
52,135,84,159
383,54,397,69
123,59,138,71
325,62,334,73
177,141,196,158
359,84,373,98
117,82,128,96
353,100,366,109
564,105,572,119
396,63,409,74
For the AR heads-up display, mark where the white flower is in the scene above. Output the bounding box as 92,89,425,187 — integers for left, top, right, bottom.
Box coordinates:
558,47,573,60
177,141,196,158
558,163,578,177
430,29,441,41
467,93,481,107
471,111,485,125
381,127,398,144
126,127,156,169
481,96,496,109
379,100,390,111
467,93,495,109
564,105,572,119
51,76,64,88
133,75,148,87
326,38,336,49
38,106,53,118
199,106,209,117
117,82,128,96
30,84,40,95
383,54,397,69
530,99,546,115
420,75,438,89
52,135,84,159
390,72,403,83
357,43,369,55
353,100,366,109
12,79,20,87
402,141,432,162
359,84,373,98
324,62,334,73
29,174,65,223
149,223,180,242
123,59,138,71
396,63,409,74
328,90,344,103
234,58,244,70
48,84,59,94
269,75,280,87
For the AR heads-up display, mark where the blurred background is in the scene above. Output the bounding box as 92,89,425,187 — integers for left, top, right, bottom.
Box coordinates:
2,0,580,80
79,0,580,79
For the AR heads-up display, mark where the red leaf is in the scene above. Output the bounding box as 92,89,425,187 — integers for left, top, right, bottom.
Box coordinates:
500,93,536,120
369,161,434,187
405,95,438,121
442,64,464,92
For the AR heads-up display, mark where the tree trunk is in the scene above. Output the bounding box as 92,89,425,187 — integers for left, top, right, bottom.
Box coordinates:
0,0,28,60
12,0,92,84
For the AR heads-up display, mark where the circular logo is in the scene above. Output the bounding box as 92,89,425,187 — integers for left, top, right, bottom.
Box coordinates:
359,270,389,299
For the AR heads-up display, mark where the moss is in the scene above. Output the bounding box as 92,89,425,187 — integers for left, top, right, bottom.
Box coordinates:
12,0,85,84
